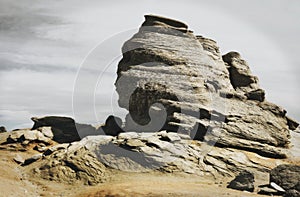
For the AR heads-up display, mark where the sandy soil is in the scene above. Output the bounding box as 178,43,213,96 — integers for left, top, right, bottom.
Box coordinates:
0,148,278,197
76,173,269,197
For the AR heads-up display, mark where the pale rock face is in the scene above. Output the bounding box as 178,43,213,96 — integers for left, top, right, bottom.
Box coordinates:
33,132,281,185
6,128,53,145
115,14,298,159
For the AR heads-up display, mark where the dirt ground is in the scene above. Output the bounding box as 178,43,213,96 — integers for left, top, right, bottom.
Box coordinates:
0,148,279,197
76,173,269,197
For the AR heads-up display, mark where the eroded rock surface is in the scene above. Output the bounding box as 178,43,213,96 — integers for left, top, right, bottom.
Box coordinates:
37,141,107,185
5,127,53,145
270,164,300,193
115,14,297,159
30,132,282,185
1,15,299,191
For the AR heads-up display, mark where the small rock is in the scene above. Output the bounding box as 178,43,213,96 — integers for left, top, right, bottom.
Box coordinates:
118,132,139,140
270,182,286,192
43,144,69,156
245,89,265,102
38,143,46,147
126,139,145,147
7,130,27,143
37,127,54,138
33,145,48,152
0,126,7,133
286,116,299,131
22,130,39,141
21,140,30,146
258,184,284,195
13,154,25,164
36,131,51,144
227,170,255,192
22,154,42,166
258,188,280,195
160,131,181,142
177,133,191,140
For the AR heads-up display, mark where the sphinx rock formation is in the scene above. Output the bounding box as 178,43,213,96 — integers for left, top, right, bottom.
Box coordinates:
1,15,298,188
116,14,298,159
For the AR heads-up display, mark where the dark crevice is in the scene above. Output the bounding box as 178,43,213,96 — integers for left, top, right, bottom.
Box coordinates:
119,143,137,151
145,142,161,149
222,52,256,90
192,123,209,141
159,136,171,142
64,160,83,173
215,142,286,159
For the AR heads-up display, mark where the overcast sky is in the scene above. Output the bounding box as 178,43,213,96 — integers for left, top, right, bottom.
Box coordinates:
0,0,299,130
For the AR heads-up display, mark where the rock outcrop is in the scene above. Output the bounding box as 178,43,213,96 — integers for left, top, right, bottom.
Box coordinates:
101,115,124,136
31,116,98,143
27,131,280,185
0,15,299,192
115,14,297,159
37,140,107,185
0,126,55,153
5,127,53,145
31,116,81,143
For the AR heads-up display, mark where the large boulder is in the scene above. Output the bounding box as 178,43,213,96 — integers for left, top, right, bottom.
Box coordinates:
270,164,300,192
222,52,260,93
227,170,255,192
31,116,80,143
101,115,124,136
115,14,297,159
31,116,98,143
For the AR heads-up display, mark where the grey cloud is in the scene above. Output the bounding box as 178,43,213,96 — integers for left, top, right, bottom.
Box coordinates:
0,58,77,72
0,0,64,38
